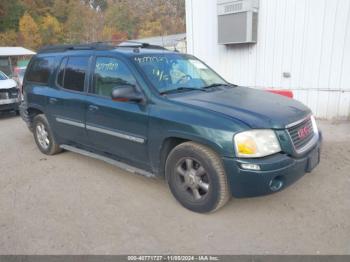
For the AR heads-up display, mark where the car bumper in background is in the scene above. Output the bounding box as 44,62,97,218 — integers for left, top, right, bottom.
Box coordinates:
0,98,20,111
223,132,322,198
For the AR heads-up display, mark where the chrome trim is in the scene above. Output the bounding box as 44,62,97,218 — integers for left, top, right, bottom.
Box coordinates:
86,124,145,144
290,132,319,155
56,117,85,128
285,114,312,129
285,115,319,155
0,98,19,105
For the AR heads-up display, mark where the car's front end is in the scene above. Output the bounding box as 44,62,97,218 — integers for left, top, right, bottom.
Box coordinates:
225,114,322,197
0,72,20,113
132,50,322,200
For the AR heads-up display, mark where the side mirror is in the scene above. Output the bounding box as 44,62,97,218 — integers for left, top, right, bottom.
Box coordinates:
111,84,144,103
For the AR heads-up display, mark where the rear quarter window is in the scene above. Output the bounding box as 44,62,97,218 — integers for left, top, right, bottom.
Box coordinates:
26,56,55,84
56,56,89,92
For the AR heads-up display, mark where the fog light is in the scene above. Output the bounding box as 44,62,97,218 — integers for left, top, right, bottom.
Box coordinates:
241,163,261,171
269,177,283,192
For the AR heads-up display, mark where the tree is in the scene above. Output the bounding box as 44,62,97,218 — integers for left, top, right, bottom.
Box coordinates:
0,0,25,32
0,0,186,46
0,30,19,46
21,0,55,18
40,14,63,45
104,3,137,38
101,26,128,42
19,13,42,50
82,0,108,11
138,20,163,38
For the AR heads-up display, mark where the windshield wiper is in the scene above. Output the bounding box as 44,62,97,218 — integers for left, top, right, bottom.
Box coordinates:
160,87,204,95
202,83,237,89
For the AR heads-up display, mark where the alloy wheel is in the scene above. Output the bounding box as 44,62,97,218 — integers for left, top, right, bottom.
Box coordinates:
175,158,210,201
36,123,50,150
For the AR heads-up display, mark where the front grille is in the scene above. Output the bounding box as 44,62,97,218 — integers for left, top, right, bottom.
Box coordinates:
0,88,18,100
287,117,314,151
0,92,8,100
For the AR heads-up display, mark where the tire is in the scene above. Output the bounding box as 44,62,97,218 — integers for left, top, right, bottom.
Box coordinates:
33,114,62,155
166,142,231,213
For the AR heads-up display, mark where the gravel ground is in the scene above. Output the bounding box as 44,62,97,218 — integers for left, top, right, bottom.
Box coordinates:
0,113,349,255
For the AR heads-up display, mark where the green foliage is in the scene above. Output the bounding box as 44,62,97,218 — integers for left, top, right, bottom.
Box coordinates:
105,4,136,38
0,0,185,49
0,0,25,32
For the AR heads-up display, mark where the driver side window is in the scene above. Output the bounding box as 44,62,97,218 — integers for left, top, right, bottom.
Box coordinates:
92,57,136,97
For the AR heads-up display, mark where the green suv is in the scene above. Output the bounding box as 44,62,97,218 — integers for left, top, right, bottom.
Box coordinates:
20,42,322,213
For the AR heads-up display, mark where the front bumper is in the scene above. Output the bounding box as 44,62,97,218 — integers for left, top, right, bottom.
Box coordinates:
0,98,20,111
223,132,322,198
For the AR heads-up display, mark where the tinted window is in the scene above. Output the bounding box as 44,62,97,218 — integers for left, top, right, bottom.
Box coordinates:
93,57,136,97
62,56,89,92
57,57,68,87
26,57,55,84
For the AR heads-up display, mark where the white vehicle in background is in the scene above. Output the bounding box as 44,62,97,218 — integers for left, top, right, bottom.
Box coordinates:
0,47,36,104
13,66,27,99
0,70,20,114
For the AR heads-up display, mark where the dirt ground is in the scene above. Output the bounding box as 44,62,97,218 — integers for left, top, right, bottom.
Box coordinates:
0,113,349,255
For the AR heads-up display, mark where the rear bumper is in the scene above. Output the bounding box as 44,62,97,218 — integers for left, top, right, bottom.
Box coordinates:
223,132,322,198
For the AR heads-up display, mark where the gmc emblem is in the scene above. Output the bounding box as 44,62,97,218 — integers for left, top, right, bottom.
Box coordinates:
298,126,310,139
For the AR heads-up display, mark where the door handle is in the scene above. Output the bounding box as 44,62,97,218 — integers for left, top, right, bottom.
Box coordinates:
88,105,99,112
49,98,58,104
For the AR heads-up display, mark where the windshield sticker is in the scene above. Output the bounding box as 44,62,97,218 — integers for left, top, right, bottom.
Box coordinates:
96,62,119,71
189,59,208,69
134,56,169,64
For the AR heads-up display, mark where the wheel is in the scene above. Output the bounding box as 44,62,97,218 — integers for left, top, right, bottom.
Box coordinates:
166,142,231,213
33,114,62,155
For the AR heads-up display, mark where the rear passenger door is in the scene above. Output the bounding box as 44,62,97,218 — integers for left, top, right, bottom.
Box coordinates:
47,56,91,145
85,56,150,170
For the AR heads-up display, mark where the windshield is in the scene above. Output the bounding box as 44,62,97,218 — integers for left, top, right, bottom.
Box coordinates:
133,54,228,94
0,71,8,80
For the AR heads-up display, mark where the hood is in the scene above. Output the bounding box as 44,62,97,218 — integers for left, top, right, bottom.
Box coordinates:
169,87,311,129
0,79,18,90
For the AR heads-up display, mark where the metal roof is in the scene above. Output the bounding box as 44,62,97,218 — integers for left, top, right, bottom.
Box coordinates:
0,47,36,57
132,33,186,48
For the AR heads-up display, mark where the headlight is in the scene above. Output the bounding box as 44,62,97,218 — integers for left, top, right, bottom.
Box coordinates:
234,130,281,158
310,115,318,135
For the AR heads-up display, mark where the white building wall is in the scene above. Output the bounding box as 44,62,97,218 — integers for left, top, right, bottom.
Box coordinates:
186,0,350,119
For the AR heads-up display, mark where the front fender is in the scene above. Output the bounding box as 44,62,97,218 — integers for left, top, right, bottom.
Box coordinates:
148,123,238,175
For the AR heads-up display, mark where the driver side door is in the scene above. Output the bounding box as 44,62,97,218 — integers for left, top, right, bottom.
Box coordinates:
85,56,150,170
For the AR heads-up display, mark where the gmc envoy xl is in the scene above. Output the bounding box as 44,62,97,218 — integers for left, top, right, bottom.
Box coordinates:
20,43,322,213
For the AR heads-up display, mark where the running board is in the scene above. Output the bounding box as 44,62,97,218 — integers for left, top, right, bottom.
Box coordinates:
60,145,155,178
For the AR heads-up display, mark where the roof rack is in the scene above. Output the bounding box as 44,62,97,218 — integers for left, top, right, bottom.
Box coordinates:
38,41,167,53
118,41,167,50
38,42,116,53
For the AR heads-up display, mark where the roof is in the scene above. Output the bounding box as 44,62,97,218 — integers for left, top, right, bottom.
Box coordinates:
0,47,36,57
132,33,186,47
37,42,173,55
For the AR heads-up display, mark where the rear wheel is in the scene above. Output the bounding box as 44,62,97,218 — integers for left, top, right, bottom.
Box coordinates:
33,114,62,155
166,142,231,213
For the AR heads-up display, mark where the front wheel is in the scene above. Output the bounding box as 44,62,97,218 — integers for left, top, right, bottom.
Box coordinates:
33,114,62,155
166,142,231,213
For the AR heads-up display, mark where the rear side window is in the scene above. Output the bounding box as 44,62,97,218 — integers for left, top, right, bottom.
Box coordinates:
57,56,89,92
26,57,55,84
